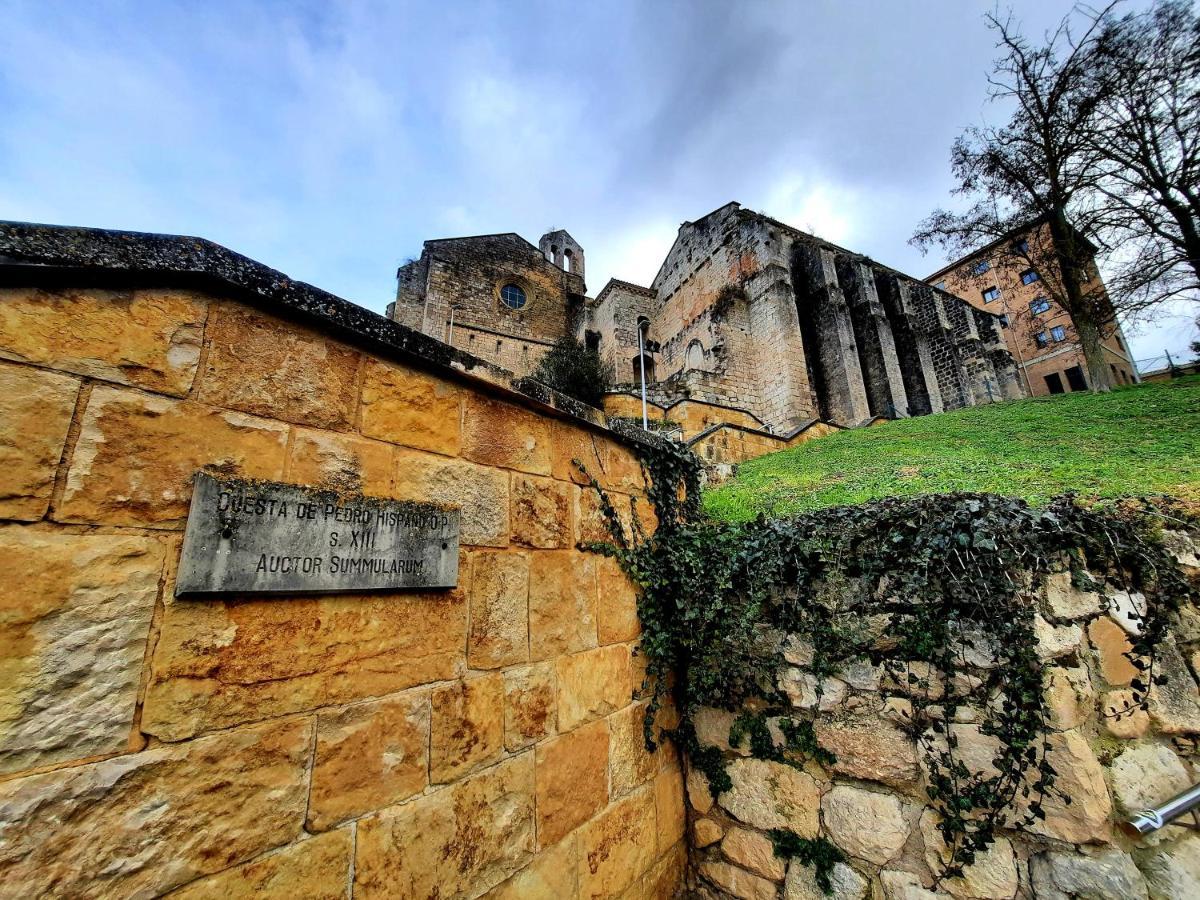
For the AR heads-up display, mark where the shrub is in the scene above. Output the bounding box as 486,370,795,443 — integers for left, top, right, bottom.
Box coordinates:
531,336,613,408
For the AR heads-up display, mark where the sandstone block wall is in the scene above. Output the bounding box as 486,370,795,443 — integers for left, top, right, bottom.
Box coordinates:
686,545,1200,899
0,282,684,899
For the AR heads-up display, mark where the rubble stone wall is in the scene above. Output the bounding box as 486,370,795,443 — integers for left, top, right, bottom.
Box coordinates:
686,542,1200,900
0,282,685,899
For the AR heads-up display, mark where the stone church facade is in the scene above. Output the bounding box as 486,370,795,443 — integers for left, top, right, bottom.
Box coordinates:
389,202,1023,465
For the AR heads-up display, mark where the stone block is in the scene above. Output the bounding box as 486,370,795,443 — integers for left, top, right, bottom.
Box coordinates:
578,787,657,899
1043,570,1101,620
575,483,616,545
0,363,77,520
482,833,578,900
511,473,572,549
198,302,361,430
1029,848,1148,900
0,528,164,775
655,766,685,854
603,440,647,494
1102,688,1150,738
430,674,504,783
502,661,556,750
307,691,429,831
462,393,552,475
719,758,820,836
469,551,530,669
1110,742,1190,816
0,718,310,898
58,386,290,527
639,841,687,900
822,785,911,865
1147,638,1200,734
166,829,353,899
699,861,778,900
1136,833,1200,899
528,551,597,660
1034,614,1082,660
1089,616,1138,685
355,753,535,900
1043,665,1093,731
287,428,393,497
609,700,658,797
814,710,918,788
694,705,749,755
694,817,723,847
359,357,461,455
785,861,868,900
920,809,1017,899
556,644,632,731
688,766,715,814
142,579,466,741
722,826,785,880
1025,730,1112,844
597,555,640,645
550,419,608,485
0,286,205,396
879,870,951,899
535,718,609,847
394,448,509,547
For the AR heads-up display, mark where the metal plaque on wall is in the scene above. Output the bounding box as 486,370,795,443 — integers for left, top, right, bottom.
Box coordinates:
176,473,459,596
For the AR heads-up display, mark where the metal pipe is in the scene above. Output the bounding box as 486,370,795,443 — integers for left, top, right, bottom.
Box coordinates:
1123,782,1200,836
446,306,457,346
637,322,649,430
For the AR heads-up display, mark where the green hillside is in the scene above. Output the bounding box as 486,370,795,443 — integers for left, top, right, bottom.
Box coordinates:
703,376,1200,522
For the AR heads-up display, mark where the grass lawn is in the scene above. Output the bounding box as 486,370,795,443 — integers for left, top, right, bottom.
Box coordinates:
703,375,1200,523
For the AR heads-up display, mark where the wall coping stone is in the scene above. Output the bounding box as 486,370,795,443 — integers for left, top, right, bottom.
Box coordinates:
0,220,660,453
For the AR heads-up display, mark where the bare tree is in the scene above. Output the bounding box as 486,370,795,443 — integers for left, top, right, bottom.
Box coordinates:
913,5,1121,391
1088,0,1200,311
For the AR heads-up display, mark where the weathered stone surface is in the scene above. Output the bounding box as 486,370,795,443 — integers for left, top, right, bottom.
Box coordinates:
694,705,748,755
1147,638,1200,734
1110,742,1190,816
1137,833,1200,899
199,302,361,429
785,861,868,900
0,286,205,396
469,551,529,668
839,659,883,690
920,809,1017,899
550,419,608,485
143,582,466,741
556,644,631,731
719,758,820,836
1025,730,1112,844
578,786,656,899
694,817,724,847
655,766,685,854
699,861,778,900
822,785,911,865
529,551,597,660
639,841,687,900
0,363,77,520
0,529,164,774
482,833,578,900
287,428,393,496
462,394,552,475
815,710,919,788
0,718,310,898
1102,688,1150,738
688,766,715,814
59,386,290,527
355,753,535,900
597,555,640,645
503,661,556,750
780,667,847,711
1029,848,1148,900
881,661,945,699
166,829,352,899
1044,665,1093,730
394,448,509,547
430,674,504,783
535,718,609,847
1107,589,1148,635
1043,571,1101,620
359,357,461,455
307,691,429,831
1088,616,1138,685
511,474,572,549
722,826,786,880
574,483,614,545
879,870,950,899
610,700,658,797
1033,614,1082,660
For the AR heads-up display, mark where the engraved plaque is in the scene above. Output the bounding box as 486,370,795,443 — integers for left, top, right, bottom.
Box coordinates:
176,473,459,595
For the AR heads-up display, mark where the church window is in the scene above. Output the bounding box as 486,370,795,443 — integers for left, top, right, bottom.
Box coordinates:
500,284,527,309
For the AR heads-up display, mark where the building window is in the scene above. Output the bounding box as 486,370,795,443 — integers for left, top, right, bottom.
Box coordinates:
584,330,600,352
1044,372,1065,394
934,280,946,291
1029,297,1051,315
632,353,656,383
1064,365,1088,391
1035,331,1049,348
998,314,1010,328
972,260,991,275
981,286,1001,303
499,283,527,309
1050,325,1066,342
1020,269,1040,285
1013,238,1029,255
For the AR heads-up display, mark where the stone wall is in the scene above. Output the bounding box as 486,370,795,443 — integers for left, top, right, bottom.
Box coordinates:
685,541,1200,899
0,224,685,900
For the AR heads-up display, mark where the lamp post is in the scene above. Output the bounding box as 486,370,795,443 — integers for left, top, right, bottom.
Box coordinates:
637,319,650,430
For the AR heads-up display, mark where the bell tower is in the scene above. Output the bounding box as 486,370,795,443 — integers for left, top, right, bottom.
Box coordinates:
538,229,585,279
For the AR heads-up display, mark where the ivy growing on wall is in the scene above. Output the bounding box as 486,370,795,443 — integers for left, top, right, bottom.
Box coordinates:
578,441,1196,887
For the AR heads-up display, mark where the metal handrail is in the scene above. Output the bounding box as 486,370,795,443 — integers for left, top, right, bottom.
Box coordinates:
1123,783,1200,835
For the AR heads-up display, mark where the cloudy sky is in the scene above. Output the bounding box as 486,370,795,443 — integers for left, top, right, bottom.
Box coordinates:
2,0,1194,366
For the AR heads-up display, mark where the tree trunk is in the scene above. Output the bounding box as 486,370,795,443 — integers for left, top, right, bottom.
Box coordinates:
1070,308,1113,393
1049,211,1113,393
